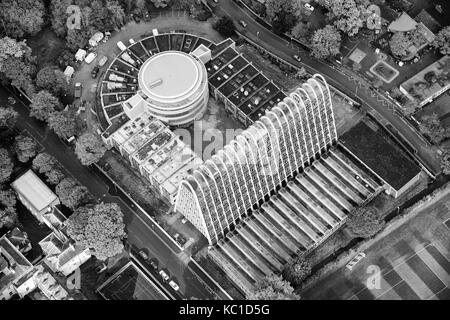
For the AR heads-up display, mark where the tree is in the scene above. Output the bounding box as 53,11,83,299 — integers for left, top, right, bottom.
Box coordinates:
66,27,95,52
347,206,385,238
291,21,312,41
0,189,16,209
36,66,71,98
48,111,77,139
14,134,38,163
45,168,66,185
75,133,107,166
49,0,73,38
0,107,18,129
389,32,411,59
432,26,450,55
66,203,126,260
272,11,297,35
0,149,14,184
29,90,62,121
248,274,300,300
323,0,367,37
151,0,170,9
282,256,311,286
106,0,126,29
32,152,57,174
0,37,36,95
0,207,17,229
0,0,45,38
213,17,236,38
310,25,342,59
56,178,92,210
419,113,449,145
265,0,298,22
441,148,450,175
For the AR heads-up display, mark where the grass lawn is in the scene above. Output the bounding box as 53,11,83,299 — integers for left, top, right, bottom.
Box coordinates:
26,28,66,69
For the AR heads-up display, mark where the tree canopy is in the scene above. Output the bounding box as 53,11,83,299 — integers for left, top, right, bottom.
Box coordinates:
389,32,411,59
0,0,45,38
66,203,126,260
48,111,77,139
14,134,38,163
0,149,14,184
0,107,19,129
347,206,385,238
323,0,370,36
433,26,450,55
419,113,449,145
56,177,92,210
75,133,107,166
213,17,236,38
36,66,71,98
441,148,450,176
32,152,65,185
29,90,62,122
282,256,311,286
0,37,36,95
310,25,342,59
248,274,300,300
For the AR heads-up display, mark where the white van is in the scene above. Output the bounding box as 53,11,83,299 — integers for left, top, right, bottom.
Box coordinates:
152,28,159,36
84,52,97,64
117,41,127,51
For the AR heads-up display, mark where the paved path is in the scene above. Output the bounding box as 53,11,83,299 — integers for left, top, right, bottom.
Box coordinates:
216,0,441,175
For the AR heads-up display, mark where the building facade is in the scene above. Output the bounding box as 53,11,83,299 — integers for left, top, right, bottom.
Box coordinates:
175,74,337,244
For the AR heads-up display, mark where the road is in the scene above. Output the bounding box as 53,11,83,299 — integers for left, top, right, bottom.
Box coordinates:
0,85,216,300
215,0,441,175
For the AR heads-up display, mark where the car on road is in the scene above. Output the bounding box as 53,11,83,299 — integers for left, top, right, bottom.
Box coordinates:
293,55,301,62
74,82,82,99
149,259,158,270
169,280,179,291
138,249,149,260
181,218,188,224
239,20,248,28
159,270,169,281
91,66,100,78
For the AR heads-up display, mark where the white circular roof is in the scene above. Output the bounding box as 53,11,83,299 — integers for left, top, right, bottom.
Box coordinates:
139,51,200,100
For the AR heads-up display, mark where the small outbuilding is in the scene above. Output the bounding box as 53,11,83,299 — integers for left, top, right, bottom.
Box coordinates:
89,32,104,47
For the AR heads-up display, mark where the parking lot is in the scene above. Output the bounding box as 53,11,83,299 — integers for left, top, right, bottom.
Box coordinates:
302,188,450,300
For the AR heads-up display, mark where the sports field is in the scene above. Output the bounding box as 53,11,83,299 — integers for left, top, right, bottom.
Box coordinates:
97,262,168,300
302,188,450,300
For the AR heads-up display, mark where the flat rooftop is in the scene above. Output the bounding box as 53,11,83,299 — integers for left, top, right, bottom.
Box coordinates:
340,121,421,191
11,170,58,212
139,51,199,99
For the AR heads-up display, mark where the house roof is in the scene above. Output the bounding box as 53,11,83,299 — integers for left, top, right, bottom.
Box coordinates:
11,170,58,212
388,12,417,32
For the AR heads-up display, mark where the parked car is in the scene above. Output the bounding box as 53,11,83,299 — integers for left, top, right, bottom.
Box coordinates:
184,38,192,48
149,259,158,270
169,280,179,291
66,136,76,144
293,55,301,62
84,52,97,64
74,82,82,98
91,66,100,78
346,252,366,271
159,270,169,281
138,249,149,260
95,263,107,274
98,56,108,67
181,218,188,224
239,20,248,28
